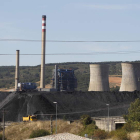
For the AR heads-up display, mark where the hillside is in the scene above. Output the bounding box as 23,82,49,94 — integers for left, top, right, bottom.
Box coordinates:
0,62,122,91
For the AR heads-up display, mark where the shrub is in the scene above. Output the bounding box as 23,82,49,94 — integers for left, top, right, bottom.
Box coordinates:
122,122,136,132
79,123,98,137
113,129,129,140
63,115,68,121
80,115,92,126
0,134,6,140
108,130,116,138
125,98,140,122
29,129,50,138
94,129,108,140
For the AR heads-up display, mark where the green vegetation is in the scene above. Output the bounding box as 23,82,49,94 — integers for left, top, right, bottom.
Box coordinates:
79,99,140,139
94,129,108,140
105,98,140,140
79,123,98,138
0,62,123,91
80,114,93,126
0,134,7,140
29,129,50,138
110,86,120,92
112,129,129,140
122,98,140,132
79,115,98,138
124,98,140,122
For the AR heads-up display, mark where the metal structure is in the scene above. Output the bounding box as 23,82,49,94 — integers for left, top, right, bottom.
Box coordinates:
40,15,46,88
15,50,19,91
52,68,77,92
88,64,110,91
54,65,58,90
120,62,140,91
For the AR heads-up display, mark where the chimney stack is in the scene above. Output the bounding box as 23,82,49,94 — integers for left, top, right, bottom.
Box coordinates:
40,15,46,88
15,50,19,91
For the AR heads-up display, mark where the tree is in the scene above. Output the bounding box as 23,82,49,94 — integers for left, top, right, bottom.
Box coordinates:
80,114,93,126
124,98,140,122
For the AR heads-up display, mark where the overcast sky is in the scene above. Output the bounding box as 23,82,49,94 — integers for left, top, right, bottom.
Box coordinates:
0,0,140,66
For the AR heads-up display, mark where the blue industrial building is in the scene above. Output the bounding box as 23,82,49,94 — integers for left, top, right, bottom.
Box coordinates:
52,68,77,92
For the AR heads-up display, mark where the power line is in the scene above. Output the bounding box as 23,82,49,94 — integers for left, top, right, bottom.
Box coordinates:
1,38,140,42
36,104,130,116
1,50,140,55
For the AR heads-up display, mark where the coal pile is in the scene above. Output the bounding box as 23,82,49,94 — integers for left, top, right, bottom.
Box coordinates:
0,91,140,122
0,92,10,102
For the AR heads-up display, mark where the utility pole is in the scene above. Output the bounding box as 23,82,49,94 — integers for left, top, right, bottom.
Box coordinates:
2,108,6,140
106,104,109,132
53,102,57,134
50,116,53,134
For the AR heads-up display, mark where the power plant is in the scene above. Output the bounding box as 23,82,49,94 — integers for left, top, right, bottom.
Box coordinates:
120,62,140,91
88,64,110,91
12,15,140,93
1,15,140,130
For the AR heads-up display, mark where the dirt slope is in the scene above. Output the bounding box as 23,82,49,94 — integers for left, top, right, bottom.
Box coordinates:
109,75,122,87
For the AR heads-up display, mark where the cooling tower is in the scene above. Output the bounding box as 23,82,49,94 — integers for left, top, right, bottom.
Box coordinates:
40,15,46,88
15,50,19,91
88,64,110,91
120,63,140,91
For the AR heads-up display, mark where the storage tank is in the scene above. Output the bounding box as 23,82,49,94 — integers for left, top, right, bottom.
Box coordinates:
88,64,110,91
120,62,140,91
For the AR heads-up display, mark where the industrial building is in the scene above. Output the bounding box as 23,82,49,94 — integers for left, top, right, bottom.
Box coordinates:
52,68,77,92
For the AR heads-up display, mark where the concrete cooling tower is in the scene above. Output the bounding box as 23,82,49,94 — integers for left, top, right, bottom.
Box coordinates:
120,63,140,91
88,64,110,91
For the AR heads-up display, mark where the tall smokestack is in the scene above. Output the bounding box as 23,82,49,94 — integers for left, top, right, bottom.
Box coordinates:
88,64,110,91
40,15,46,88
15,50,19,91
120,63,140,91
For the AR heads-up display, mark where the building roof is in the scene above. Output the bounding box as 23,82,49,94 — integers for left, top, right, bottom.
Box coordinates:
26,133,91,140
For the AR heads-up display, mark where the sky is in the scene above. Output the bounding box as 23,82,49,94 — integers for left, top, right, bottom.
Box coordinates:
0,0,140,66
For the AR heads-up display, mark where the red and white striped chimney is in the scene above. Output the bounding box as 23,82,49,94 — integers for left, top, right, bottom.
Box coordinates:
40,15,46,88
42,15,46,32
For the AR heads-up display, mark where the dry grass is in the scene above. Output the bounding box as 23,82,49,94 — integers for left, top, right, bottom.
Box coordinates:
129,132,140,140
2,120,140,140
1,120,83,140
105,132,140,140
